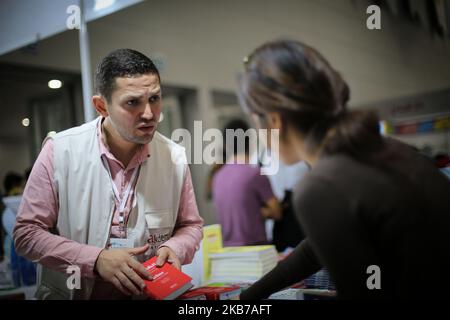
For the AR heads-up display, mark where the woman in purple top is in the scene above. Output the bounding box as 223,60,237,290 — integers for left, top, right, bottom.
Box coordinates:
211,119,282,246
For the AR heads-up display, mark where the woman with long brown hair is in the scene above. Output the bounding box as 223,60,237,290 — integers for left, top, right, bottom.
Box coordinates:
238,40,450,299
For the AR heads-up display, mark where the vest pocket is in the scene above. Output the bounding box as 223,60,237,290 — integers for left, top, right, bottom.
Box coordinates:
144,210,175,254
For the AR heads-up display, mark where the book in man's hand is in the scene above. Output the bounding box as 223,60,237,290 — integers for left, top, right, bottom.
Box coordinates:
142,256,193,300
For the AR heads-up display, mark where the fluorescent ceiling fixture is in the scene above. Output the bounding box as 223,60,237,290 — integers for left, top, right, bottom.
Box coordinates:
94,0,116,11
22,118,30,127
48,79,62,89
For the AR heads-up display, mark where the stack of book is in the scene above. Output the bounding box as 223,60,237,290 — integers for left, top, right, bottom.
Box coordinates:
178,285,241,300
181,224,223,286
268,288,337,300
207,245,278,283
304,269,336,290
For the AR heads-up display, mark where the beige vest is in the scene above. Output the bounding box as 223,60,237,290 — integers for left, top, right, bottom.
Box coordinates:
35,117,186,299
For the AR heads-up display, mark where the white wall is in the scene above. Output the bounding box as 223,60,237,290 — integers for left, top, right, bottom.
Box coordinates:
393,131,450,155
1,0,450,222
2,0,450,104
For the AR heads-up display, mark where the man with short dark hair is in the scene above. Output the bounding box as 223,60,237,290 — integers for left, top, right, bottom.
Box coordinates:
2,172,24,263
14,49,203,299
3,172,23,196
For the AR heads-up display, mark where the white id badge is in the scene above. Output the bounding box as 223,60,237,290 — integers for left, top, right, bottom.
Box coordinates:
110,238,134,249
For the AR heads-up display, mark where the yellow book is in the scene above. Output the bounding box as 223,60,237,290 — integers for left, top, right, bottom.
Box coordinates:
209,245,276,257
202,224,223,282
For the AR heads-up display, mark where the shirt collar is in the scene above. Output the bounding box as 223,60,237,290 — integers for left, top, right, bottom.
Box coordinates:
97,117,150,169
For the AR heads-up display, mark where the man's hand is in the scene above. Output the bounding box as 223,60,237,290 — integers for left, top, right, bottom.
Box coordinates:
94,244,153,296
156,246,181,270
261,197,282,221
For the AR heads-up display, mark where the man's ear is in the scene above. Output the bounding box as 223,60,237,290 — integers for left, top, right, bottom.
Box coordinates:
92,95,108,117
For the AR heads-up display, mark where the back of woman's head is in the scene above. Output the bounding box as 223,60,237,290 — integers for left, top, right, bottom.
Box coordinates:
239,39,382,158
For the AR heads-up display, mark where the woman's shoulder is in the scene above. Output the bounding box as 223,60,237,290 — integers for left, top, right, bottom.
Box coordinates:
291,153,381,211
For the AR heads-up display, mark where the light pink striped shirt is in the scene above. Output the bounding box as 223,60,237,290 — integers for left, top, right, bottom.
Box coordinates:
14,118,203,284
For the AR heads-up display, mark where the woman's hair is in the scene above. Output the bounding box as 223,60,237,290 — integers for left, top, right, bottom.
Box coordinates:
238,39,382,158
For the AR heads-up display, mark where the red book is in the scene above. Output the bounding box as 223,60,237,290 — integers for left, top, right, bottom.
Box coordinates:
142,256,193,300
178,286,241,300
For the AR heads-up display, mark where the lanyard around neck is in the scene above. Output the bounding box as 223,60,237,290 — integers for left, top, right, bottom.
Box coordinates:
101,155,140,214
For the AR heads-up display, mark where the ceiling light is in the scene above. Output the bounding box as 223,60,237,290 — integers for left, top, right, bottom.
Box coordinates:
22,118,30,127
48,79,62,89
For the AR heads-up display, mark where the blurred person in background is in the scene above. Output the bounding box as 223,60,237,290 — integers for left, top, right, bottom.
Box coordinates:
238,39,450,299
212,119,282,246
2,171,36,287
256,148,309,252
0,198,3,262
2,172,23,258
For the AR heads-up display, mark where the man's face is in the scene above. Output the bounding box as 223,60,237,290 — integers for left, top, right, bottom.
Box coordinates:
106,73,162,145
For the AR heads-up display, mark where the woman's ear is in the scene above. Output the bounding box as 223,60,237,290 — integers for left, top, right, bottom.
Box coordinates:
92,95,108,117
266,112,282,131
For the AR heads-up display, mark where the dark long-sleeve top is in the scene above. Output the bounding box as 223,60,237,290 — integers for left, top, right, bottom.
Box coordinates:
241,138,450,299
